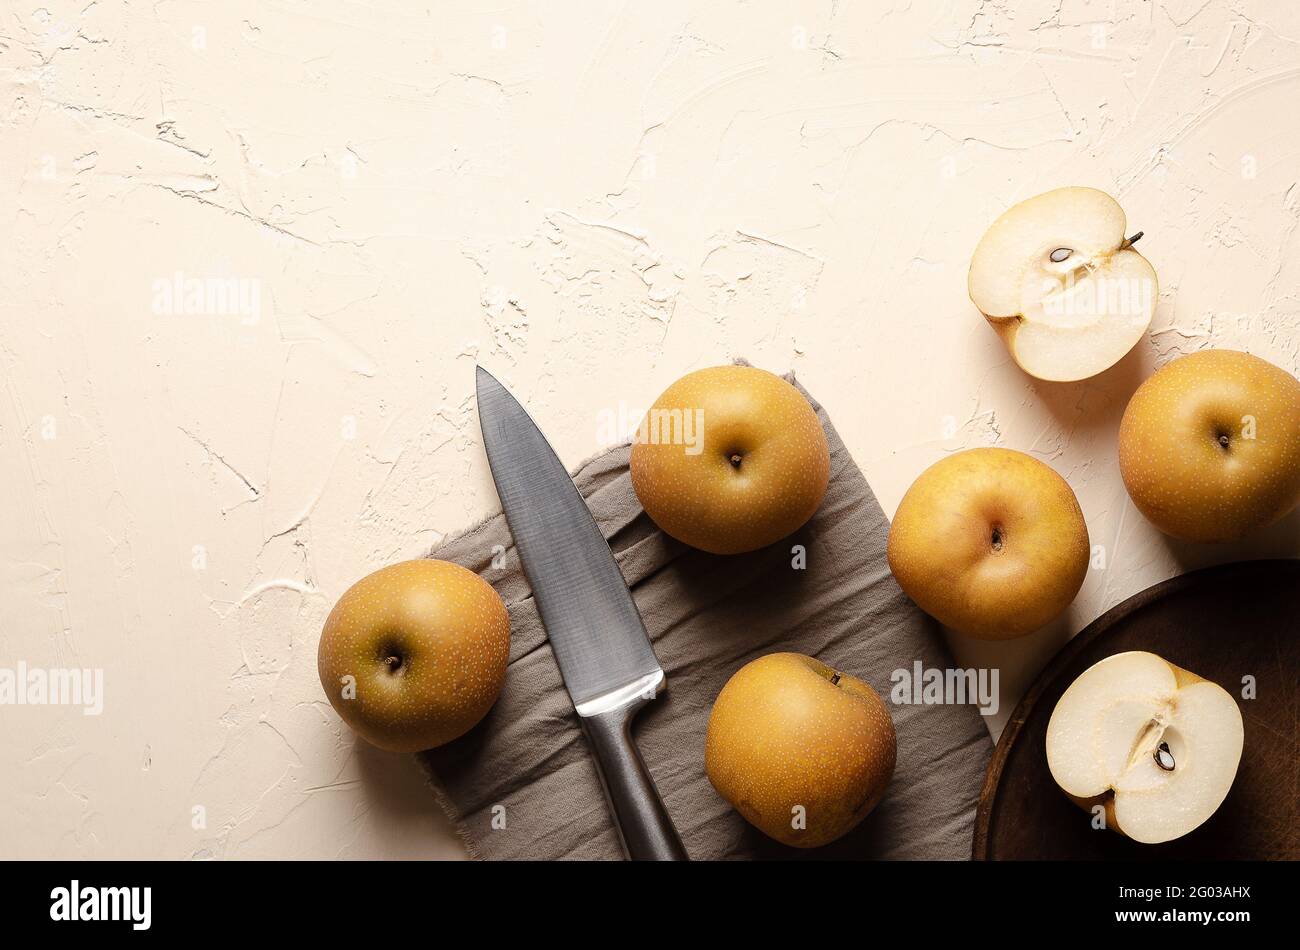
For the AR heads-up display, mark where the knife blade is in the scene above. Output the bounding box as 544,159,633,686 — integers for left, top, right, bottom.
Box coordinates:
475,366,688,861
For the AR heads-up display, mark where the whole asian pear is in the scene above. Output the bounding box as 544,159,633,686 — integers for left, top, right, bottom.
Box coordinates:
318,559,510,753
630,365,830,555
705,653,896,848
887,448,1090,639
1118,349,1300,542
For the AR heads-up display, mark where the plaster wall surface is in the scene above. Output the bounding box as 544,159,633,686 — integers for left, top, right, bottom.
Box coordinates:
2,0,1297,858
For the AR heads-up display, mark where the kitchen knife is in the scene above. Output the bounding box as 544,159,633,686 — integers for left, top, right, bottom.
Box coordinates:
475,366,688,861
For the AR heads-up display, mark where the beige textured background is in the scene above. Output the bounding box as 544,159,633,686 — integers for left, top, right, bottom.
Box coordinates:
2,1,1298,859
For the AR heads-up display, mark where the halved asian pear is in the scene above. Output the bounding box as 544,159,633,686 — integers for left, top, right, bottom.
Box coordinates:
969,187,1157,382
1045,651,1243,844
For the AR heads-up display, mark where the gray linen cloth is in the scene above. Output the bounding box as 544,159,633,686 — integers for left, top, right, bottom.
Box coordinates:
419,375,991,859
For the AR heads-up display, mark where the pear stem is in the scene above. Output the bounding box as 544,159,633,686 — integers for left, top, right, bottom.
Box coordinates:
1120,231,1144,250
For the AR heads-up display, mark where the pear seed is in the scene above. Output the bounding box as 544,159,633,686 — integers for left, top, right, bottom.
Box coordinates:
1154,741,1175,772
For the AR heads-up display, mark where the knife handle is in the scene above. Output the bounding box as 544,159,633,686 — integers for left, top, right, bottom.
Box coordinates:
580,696,689,861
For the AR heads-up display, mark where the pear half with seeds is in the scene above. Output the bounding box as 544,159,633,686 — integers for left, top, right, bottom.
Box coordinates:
969,187,1157,382
1046,651,1243,844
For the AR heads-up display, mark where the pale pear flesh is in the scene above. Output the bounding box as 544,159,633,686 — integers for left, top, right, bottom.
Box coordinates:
969,187,1157,382
1045,651,1243,844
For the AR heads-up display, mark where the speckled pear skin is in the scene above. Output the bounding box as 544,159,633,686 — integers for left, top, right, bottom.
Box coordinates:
1119,349,1300,543
630,366,831,555
318,559,510,753
704,653,896,849
886,448,1090,640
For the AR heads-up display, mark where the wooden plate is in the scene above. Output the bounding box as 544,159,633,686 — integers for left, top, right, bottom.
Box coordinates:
974,559,1298,860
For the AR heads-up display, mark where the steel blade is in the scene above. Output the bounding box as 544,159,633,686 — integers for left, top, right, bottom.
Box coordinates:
475,366,662,707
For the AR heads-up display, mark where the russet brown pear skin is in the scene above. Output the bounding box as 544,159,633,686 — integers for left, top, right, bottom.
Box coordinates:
1118,349,1300,542
705,653,896,849
887,448,1089,639
630,365,830,555
318,559,510,753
